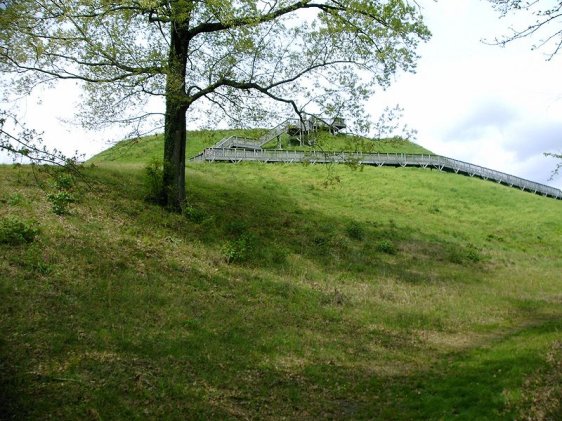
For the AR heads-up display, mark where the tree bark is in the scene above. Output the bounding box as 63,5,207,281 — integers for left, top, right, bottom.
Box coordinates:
162,12,190,211
162,100,187,210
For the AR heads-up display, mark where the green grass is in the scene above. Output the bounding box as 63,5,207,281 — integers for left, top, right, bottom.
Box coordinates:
90,129,432,165
1,133,561,419
91,129,264,164
262,131,433,154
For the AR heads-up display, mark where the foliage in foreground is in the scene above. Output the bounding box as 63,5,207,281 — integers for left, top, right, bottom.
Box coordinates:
0,216,39,245
0,160,561,419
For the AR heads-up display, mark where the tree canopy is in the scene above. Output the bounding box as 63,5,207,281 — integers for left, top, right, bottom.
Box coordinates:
1,1,430,209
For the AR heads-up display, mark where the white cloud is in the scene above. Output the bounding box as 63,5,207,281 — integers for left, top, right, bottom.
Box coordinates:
368,0,562,189
446,99,519,141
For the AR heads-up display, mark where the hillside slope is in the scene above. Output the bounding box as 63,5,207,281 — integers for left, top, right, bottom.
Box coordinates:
1,133,561,419
90,129,433,165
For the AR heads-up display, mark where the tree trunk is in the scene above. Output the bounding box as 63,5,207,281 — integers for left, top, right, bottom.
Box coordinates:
162,12,190,211
162,101,187,210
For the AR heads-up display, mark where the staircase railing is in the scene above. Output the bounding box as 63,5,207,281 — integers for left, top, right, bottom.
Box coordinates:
213,119,302,150
256,118,300,147
190,149,562,200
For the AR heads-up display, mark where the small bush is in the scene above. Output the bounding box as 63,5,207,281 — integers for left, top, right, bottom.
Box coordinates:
47,172,77,215
53,173,75,191
464,245,481,263
47,191,76,215
376,239,397,255
143,160,164,204
183,204,207,224
6,192,25,206
448,243,481,264
0,217,39,245
223,234,256,264
346,221,365,241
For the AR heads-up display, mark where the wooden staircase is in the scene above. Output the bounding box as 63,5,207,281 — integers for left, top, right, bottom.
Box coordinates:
191,148,562,200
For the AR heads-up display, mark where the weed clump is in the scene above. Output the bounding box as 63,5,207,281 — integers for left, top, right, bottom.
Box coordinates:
183,204,207,224
448,243,481,264
143,160,164,204
223,233,256,264
346,221,365,241
2,192,26,206
47,191,76,215
47,172,77,215
376,239,397,255
0,217,39,245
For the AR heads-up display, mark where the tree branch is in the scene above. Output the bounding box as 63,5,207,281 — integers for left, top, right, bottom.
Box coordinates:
188,1,387,38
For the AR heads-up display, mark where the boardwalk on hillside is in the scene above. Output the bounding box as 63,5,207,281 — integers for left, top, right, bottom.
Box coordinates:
191,148,562,200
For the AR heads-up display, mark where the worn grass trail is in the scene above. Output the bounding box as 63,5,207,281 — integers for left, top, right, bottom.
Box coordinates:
1,132,561,419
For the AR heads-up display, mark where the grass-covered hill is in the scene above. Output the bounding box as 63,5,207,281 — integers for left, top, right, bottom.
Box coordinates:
1,130,561,419
90,129,433,164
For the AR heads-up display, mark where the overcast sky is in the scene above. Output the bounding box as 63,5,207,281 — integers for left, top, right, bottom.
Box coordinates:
370,0,562,189
3,0,562,189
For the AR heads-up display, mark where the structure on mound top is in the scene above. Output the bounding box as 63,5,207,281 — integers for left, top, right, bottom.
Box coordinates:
289,115,347,137
212,114,346,150
192,117,562,201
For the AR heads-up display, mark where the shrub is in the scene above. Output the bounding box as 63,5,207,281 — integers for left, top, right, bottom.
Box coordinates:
346,221,365,241
47,191,76,215
143,160,164,204
183,204,207,224
6,192,25,206
464,245,481,263
223,234,256,264
376,239,397,255
448,243,481,264
47,172,77,215
53,173,75,190
0,217,39,245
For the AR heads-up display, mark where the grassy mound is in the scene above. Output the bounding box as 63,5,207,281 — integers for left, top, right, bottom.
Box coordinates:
261,131,432,154
1,136,561,418
90,129,432,165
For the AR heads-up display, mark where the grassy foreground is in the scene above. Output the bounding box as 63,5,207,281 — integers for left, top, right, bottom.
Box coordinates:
1,132,561,419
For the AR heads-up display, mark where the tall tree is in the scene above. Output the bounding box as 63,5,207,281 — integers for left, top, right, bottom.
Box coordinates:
0,1,430,210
